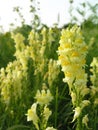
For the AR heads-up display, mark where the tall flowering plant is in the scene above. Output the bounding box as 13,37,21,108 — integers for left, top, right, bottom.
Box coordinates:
26,86,57,130
57,25,90,130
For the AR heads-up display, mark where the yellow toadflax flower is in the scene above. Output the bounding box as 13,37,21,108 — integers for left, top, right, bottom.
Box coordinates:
57,25,87,86
82,114,89,128
72,107,81,122
80,100,90,109
71,92,76,105
35,89,53,105
43,105,52,122
26,103,39,130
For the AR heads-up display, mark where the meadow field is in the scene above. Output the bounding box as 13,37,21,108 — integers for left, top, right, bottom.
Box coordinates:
0,1,98,130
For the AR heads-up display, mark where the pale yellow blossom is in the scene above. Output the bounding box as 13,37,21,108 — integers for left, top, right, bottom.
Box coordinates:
81,100,90,109
43,105,52,121
26,103,39,130
82,114,89,128
72,107,81,122
12,33,25,44
80,87,90,97
71,92,76,105
35,89,53,105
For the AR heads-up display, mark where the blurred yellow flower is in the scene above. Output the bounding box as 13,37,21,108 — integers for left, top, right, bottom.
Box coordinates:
81,100,90,109
72,107,81,122
12,33,25,44
71,92,76,105
43,105,52,121
35,89,53,105
82,114,89,128
26,103,39,130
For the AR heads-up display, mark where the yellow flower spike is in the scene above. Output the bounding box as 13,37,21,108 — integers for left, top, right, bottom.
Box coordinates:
47,59,60,87
58,25,87,86
57,25,89,129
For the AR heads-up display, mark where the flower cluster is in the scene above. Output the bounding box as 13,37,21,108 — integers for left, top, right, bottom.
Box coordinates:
26,87,57,130
47,59,60,87
57,25,90,129
0,60,26,104
0,33,32,105
35,89,53,105
58,25,88,87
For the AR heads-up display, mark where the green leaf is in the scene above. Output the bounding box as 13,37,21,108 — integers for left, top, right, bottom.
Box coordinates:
7,125,30,130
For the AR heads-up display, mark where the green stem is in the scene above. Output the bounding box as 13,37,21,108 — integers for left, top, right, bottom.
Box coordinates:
55,87,58,128
94,109,97,130
76,118,82,130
